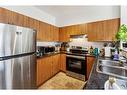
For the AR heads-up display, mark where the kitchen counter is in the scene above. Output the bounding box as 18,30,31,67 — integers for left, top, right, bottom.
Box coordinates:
85,57,109,89
37,51,95,59
36,51,67,59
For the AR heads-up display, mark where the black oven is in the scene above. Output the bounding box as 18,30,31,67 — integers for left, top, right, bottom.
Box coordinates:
66,54,86,81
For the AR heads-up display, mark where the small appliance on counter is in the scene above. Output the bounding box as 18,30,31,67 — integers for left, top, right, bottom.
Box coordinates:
55,44,61,52
60,42,69,51
36,46,55,58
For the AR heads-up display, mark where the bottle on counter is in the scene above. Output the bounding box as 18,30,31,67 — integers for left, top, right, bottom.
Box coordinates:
113,49,119,61
89,46,94,55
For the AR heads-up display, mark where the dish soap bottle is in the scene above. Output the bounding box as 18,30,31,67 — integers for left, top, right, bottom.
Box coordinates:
113,49,119,61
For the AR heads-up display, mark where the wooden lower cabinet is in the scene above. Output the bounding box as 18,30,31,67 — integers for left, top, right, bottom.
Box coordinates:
52,54,60,75
36,57,52,86
36,54,60,86
59,54,66,72
86,56,95,80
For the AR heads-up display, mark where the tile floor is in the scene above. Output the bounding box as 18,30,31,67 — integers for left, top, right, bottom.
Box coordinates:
39,72,86,90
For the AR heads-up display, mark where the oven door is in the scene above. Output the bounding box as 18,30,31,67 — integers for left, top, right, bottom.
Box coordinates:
66,55,86,75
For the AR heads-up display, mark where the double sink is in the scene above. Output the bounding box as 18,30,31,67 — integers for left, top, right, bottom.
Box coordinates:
96,58,127,80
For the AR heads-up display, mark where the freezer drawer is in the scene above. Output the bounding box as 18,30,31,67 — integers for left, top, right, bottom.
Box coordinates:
0,54,36,89
0,23,36,57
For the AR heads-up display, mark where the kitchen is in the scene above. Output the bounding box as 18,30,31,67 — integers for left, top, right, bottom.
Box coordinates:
0,6,127,90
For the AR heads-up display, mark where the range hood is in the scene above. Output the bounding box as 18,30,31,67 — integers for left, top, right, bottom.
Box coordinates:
70,34,87,39
70,34,88,42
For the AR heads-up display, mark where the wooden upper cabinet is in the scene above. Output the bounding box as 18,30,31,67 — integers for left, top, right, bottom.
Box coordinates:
34,20,40,40
15,13,24,26
46,23,51,41
23,15,29,27
87,18,120,41
87,22,97,41
50,25,54,41
80,23,87,34
39,22,45,41
87,21,104,41
103,18,120,41
0,8,6,23
65,25,81,36
54,26,59,41
59,27,70,42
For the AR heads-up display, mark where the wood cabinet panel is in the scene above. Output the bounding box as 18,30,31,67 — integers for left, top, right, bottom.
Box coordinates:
59,54,66,72
37,54,60,86
52,54,60,75
0,8,60,42
23,15,29,27
15,13,24,26
103,18,120,41
87,18,120,41
36,59,45,86
59,27,70,42
50,25,54,41
86,56,95,80
36,57,52,86
80,23,87,34
0,8,7,23
46,23,51,41
87,22,97,41
53,26,59,41
4,9,16,24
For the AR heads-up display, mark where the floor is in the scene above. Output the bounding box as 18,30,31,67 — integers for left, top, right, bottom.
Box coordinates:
39,72,86,90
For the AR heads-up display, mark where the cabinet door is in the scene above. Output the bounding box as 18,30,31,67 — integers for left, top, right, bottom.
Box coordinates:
59,54,66,72
37,59,45,86
15,13,24,26
50,25,54,41
59,27,69,42
46,23,51,41
53,26,59,41
23,15,29,27
45,57,52,79
103,18,120,41
39,22,45,41
33,20,40,40
87,21,104,41
0,8,7,23
86,56,95,80
36,57,52,86
28,17,36,29
72,25,81,35
52,54,60,75
87,22,97,41
80,23,87,34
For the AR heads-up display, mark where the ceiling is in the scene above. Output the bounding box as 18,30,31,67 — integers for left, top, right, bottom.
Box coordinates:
35,6,120,26
36,6,106,17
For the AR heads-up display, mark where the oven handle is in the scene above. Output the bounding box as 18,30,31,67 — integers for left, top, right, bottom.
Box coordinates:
66,55,85,60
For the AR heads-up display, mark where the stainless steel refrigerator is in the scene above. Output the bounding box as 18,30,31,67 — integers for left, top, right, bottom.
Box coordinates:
0,23,36,89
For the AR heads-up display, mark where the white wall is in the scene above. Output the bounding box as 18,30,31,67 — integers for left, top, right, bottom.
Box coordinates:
2,6,56,25
121,6,127,25
56,6,120,27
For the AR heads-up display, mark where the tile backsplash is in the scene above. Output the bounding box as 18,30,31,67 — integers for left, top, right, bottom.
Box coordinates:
37,41,61,46
69,38,104,49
